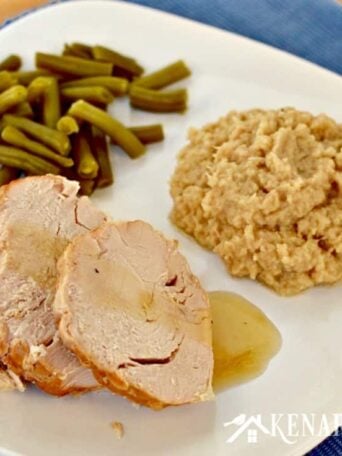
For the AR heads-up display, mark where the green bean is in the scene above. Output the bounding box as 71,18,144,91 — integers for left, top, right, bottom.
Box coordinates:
91,127,113,188
129,85,187,112
61,86,114,105
3,115,71,156
43,77,61,128
67,43,93,59
112,67,137,81
9,102,34,118
0,145,60,175
0,86,27,116
61,76,128,96
57,116,79,135
62,168,96,195
92,45,143,78
63,43,92,60
1,126,73,168
0,71,18,92
62,168,96,197
133,60,191,89
79,179,96,196
36,53,113,77
129,124,164,144
28,77,61,128
0,55,22,72
0,166,20,186
111,124,164,145
72,126,99,179
11,70,51,86
68,100,145,159
63,45,78,58
27,79,44,103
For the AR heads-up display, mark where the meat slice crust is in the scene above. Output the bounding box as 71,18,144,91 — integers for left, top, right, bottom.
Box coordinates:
0,175,107,395
0,361,25,392
54,221,214,409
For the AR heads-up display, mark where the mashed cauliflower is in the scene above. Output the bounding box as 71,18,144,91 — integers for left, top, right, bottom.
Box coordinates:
170,108,342,295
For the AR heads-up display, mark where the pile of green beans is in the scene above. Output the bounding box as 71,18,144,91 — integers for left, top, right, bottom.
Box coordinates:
0,44,191,194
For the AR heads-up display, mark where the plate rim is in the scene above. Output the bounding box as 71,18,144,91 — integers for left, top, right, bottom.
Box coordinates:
0,1,340,455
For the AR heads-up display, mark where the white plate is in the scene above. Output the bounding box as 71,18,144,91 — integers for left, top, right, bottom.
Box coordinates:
0,1,341,455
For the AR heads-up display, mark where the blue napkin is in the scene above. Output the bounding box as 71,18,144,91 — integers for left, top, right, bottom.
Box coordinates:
124,0,342,75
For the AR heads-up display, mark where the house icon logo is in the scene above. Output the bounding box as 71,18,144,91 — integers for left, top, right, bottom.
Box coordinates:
224,413,342,445
224,414,270,443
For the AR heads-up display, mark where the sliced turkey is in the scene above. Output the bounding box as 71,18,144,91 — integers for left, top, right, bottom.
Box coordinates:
54,221,214,409
0,175,107,395
0,362,25,392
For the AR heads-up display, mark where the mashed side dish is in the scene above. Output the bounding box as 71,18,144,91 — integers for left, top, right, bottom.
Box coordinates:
170,108,342,295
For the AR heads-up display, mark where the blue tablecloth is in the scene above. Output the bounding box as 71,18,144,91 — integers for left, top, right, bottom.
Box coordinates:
2,0,342,455
125,0,342,75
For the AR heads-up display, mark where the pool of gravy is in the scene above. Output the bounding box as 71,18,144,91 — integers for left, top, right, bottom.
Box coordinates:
209,291,282,392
